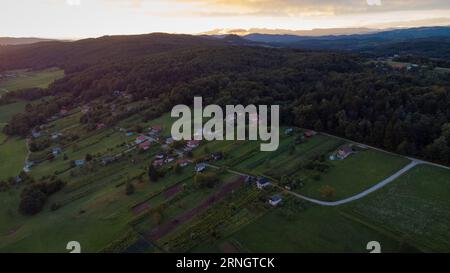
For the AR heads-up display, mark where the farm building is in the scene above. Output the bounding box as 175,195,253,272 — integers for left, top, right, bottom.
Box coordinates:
285,128,294,135
269,195,283,206
257,177,271,189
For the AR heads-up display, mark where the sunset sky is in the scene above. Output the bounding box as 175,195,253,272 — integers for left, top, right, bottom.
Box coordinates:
1,0,450,38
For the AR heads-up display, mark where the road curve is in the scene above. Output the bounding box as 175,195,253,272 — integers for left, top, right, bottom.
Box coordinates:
205,161,421,206
284,160,420,206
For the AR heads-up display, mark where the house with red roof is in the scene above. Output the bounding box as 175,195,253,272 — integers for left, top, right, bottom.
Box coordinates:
177,159,189,167
135,135,147,144
139,140,151,151
150,125,162,133
187,140,200,149
96,123,106,130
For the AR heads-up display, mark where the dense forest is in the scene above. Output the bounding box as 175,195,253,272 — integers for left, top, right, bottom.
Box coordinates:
1,34,450,165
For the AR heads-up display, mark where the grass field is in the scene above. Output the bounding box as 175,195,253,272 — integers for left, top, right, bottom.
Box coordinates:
0,137,27,181
296,149,410,200
1,105,450,253
0,101,28,124
193,201,401,253
346,164,450,252
0,68,64,94
0,162,196,252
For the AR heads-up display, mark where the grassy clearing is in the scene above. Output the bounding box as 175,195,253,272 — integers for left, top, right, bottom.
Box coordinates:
347,164,450,252
296,149,410,200
193,201,401,253
0,137,27,181
0,101,28,124
0,68,64,93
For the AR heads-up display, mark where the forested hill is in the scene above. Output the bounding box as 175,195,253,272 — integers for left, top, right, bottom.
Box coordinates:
0,33,254,73
0,37,56,46
2,34,450,165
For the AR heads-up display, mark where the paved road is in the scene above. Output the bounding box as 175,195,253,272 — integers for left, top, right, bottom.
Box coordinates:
284,160,420,206
206,159,421,207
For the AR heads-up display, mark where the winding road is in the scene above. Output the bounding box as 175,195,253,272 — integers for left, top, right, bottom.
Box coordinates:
206,159,423,207
284,160,420,206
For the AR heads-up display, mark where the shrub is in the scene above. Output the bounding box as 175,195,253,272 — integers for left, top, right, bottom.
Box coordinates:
19,188,47,215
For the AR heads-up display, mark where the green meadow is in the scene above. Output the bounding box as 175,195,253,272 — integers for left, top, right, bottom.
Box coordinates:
346,164,450,252
0,68,64,93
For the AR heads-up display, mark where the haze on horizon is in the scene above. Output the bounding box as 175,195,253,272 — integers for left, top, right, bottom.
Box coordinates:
1,0,450,39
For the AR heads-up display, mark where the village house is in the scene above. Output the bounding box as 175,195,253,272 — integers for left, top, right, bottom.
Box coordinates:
23,161,34,173
51,132,62,140
177,159,189,167
245,175,257,184
59,108,69,116
135,135,147,145
126,131,135,137
96,123,106,130
81,105,90,114
101,156,114,166
139,140,151,151
31,130,42,139
153,159,164,167
330,145,354,160
304,130,317,138
211,152,223,161
166,137,175,145
165,156,175,163
186,140,200,149
285,128,294,135
52,147,62,156
257,177,271,189
269,195,283,206
155,153,165,160
74,159,86,167
15,176,23,185
195,163,207,173
149,125,162,133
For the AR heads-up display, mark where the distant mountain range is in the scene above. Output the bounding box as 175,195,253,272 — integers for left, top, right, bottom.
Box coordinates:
241,26,450,46
202,27,379,37
0,37,56,46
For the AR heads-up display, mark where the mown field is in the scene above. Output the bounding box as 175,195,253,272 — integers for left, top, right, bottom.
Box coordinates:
345,164,450,252
192,202,401,253
0,68,64,94
296,148,410,200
